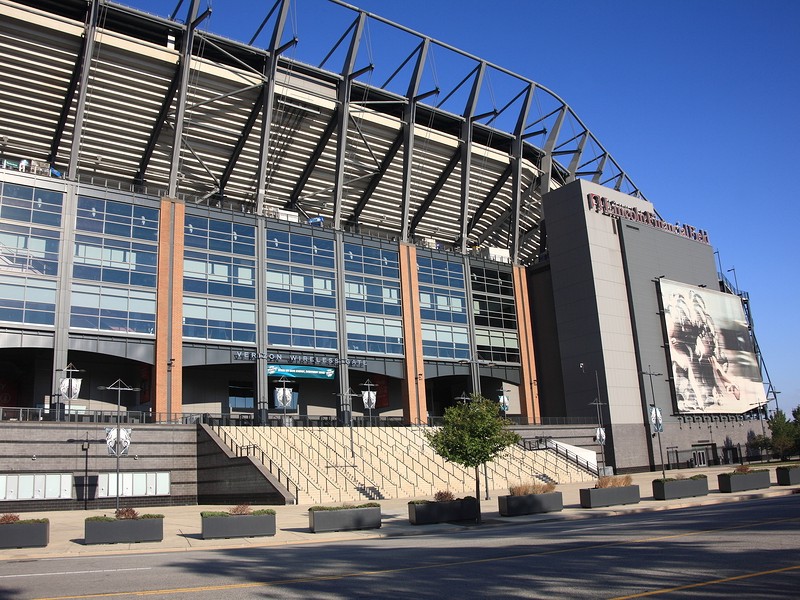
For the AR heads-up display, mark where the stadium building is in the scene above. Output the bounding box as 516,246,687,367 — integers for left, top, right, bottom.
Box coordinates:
0,0,776,508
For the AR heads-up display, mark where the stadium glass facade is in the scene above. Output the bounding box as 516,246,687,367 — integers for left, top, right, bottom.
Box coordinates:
0,172,535,425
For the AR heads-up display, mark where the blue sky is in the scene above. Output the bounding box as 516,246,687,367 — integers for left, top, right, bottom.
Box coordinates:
125,0,800,412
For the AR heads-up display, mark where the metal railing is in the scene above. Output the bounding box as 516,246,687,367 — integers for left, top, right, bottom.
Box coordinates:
521,437,599,477
214,426,300,503
1,406,598,428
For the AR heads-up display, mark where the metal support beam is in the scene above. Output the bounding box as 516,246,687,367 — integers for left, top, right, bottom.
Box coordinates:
167,0,205,198
400,39,430,243
255,0,291,215
346,132,402,227
457,62,486,254
48,35,87,164
67,0,100,180
289,112,338,206
509,84,534,264
566,132,589,183
332,13,367,230
135,70,181,185
461,164,511,244
536,106,566,196
408,149,460,237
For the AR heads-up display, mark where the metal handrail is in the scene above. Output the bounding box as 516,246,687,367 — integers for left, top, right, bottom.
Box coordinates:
522,437,598,476
214,426,300,502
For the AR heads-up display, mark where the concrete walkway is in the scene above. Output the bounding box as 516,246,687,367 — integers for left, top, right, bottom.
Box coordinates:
2,464,797,560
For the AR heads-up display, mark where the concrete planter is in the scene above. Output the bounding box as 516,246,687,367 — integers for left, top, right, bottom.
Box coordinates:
717,471,771,493
0,521,49,549
201,514,276,539
579,485,640,508
308,506,381,533
408,497,479,525
652,477,709,500
776,467,800,486
84,518,164,545
498,492,563,516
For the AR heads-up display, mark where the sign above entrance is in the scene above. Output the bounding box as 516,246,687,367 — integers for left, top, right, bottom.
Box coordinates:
233,351,367,369
267,365,335,379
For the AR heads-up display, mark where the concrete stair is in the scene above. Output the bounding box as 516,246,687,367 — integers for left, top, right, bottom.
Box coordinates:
216,425,596,504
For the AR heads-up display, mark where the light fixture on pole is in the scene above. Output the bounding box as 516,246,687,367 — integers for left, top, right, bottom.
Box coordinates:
275,376,293,426
56,363,85,421
98,379,140,511
642,365,665,479
361,379,377,426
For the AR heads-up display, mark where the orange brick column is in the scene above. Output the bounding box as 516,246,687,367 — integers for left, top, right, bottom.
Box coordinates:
399,242,427,425
154,197,184,419
513,265,539,424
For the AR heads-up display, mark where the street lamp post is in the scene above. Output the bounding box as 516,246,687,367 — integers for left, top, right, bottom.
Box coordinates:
336,388,357,458
276,376,293,426
581,363,607,474
642,365,665,479
98,379,140,511
727,267,739,295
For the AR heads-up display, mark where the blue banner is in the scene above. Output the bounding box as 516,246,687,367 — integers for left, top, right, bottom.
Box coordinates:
267,364,336,379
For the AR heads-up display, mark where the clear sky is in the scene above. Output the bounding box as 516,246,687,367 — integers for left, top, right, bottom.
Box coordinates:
123,0,800,413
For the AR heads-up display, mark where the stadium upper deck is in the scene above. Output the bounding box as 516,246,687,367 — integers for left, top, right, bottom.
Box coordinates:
0,0,645,266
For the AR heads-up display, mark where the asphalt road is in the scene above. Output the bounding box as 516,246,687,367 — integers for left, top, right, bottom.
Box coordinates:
1,495,798,599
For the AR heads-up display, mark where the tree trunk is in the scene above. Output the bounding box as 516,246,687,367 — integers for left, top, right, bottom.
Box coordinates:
474,465,482,525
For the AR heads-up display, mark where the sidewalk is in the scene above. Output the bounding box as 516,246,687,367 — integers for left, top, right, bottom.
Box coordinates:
2,464,797,560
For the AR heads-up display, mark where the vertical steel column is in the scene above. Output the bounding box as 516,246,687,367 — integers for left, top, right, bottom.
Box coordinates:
255,218,268,423
400,39,429,243
51,182,78,400
67,0,99,181
457,63,486,255
334,229,350,423
462,255,481,394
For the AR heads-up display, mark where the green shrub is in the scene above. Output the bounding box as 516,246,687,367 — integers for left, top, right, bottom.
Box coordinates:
0,514,49,525
433,490,455,502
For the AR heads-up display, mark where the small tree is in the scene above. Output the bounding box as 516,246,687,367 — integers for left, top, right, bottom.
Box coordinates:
424,394,521,524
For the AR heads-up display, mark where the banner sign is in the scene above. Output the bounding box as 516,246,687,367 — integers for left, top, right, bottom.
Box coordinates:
105,427,131,457
267,365,335,379
650,406,664,432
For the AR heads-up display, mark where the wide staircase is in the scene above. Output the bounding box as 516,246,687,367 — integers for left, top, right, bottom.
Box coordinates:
216,425,595,505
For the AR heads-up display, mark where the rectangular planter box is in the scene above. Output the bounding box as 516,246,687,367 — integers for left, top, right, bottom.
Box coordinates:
84,518,164,545
652,477,709,500
580,485,640,508
498,492,563,516
717,471,771,493
408,498,479,525
0,521,49,549
776,467,800,486
309,507,381,533
201,514,276,539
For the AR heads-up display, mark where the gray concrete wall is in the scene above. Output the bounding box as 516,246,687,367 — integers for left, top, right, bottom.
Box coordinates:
196,425,292,505
0,421,197,512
